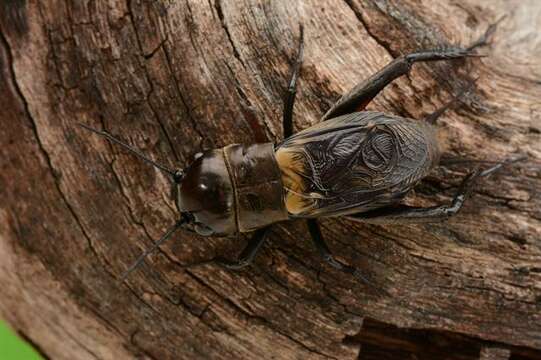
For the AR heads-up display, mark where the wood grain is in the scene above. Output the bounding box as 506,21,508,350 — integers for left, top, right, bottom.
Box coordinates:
0,0,540,359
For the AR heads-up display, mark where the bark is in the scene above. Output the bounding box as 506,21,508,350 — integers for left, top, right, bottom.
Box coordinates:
1,0,540,359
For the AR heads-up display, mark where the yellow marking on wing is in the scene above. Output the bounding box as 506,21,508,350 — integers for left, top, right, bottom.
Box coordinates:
275,147,314,215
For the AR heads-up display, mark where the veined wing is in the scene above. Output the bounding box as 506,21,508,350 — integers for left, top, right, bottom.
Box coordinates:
275,111,439,217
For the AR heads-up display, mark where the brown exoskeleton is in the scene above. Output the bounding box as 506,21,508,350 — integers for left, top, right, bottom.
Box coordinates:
80,20,523,286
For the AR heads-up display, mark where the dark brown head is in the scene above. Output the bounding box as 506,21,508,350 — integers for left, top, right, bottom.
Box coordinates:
176,149,236,236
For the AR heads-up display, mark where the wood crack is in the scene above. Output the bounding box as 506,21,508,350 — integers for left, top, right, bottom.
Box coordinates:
127,0,182,163
186,269,340,359
0,21,131,360
342,0,397,58
214,0,245,68
161,42,206,151
0,25,103,269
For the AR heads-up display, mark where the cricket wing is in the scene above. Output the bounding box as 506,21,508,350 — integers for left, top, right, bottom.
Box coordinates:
275,111,439,217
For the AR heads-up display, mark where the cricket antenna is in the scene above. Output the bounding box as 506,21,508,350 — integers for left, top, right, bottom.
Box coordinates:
120,217,188,281
78,123,181,180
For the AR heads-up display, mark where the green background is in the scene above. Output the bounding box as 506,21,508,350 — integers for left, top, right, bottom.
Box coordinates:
0,321,41,360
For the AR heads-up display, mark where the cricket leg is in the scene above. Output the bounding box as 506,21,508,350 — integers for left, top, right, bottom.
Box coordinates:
425,80,476,124
307,219,387,295
215,226,270,270
283,25,305,139
346,156,525,224
322,20,501,121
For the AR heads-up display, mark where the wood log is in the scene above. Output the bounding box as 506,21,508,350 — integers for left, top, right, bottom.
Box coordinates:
1,1,540,359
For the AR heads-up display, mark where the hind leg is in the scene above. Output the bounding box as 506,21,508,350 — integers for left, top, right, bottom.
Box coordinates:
322,19,502,121
346,156,525,224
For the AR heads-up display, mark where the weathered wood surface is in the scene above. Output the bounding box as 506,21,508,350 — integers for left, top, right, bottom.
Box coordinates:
1,0,540,359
